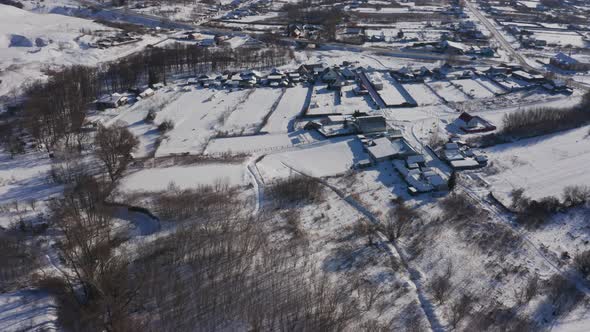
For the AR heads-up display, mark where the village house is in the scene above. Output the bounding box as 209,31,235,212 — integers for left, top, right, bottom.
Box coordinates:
440,40,468,54
366,137,417,163
139,88,155,99
456,112,496,133
511,70,545,83
354,115,387,134
550,52,590,71
321,68,341,83
96,93,128,110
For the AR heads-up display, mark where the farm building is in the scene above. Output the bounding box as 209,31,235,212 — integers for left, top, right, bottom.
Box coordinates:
449,159,481,170
354,115,387,134
96,93,127,109
511,70,545,83
366,137,417,162
456,112,496,133
321,68,341,83
393,159,449,194
139,88,155,99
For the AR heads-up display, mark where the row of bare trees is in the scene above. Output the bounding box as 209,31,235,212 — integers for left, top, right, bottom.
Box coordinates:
470,91,590,147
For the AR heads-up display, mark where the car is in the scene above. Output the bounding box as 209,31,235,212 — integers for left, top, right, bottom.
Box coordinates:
470,56,477,60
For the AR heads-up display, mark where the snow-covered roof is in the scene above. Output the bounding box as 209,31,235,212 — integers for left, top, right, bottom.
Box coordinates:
442,40,467,52
552,52,578,65
450,159,480,169
407,155,426,165
445,142,459,150
367,137,399,160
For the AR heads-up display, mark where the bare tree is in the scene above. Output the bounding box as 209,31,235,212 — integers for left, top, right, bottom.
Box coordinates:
448,293,476,329
50,176,141,331
94,123,139,182
514,274,539,305
382,198,419,241
574,250,590,278
430,263,454,304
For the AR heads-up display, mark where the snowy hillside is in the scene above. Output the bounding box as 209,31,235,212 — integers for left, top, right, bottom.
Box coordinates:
0,4,159,97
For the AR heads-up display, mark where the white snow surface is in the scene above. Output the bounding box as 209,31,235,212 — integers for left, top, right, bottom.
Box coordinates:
486,125,590,203
120,163,247,192
257,137,367,180
0,5,159,97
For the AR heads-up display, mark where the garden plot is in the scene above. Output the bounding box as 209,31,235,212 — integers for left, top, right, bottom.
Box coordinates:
452,79,495,99
262,85,308,133
220,88,283,135
155,88,249,157
474,77,505,95
427,81,470,102
307,84,338,115
402,83,441,106
120,163,246,193
371,71,416,107
485,125,590,205
257,137,366,181
333,84,374,113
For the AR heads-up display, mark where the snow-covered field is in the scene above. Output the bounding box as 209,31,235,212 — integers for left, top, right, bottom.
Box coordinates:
120,163,247,192
486,125,590,204
0,5,160,97
338,84,375,112
533,31,588,48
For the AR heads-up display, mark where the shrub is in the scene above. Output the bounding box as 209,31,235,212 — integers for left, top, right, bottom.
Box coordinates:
145,109,156,123
440,192,478,223
574,250,590,278
268,175,323,206
157,120,174,133
430,273,453,304
563,185,590,207
544,274,583,316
